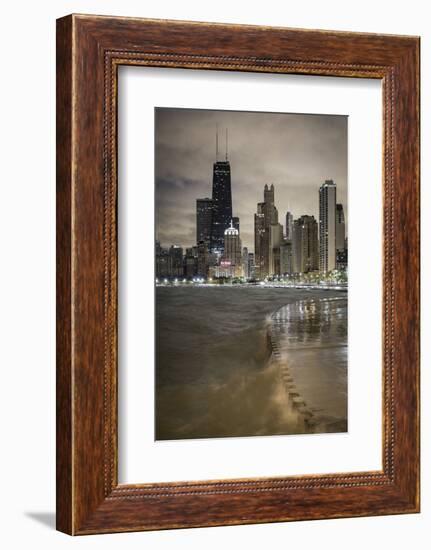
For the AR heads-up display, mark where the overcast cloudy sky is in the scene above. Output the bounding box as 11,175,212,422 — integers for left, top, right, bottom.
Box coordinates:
155,108,347,252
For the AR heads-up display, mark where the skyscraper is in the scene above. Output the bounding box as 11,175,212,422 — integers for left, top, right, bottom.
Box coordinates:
280,241,293,275
223,220,242,277
214,221,244,278
155,241,169,278
254,184,279,279
197,240,209,278
168,245,184,278
210,129,232,253
242,246,249,278
285,211,293,241
319,179,337,272
184,247,198,278
196,198,213,244
292,215,319,273
336,248,348,271
335,203,346,252
269,222,283,276
248,252,255,279
254,202,266,278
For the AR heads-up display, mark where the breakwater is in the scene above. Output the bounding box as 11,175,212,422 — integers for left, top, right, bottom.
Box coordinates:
268,297,348,433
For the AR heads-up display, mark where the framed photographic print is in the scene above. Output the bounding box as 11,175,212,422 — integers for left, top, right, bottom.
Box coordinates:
56,14,420,535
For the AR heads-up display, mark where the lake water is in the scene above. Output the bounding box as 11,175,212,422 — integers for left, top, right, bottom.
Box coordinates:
156,286,347,440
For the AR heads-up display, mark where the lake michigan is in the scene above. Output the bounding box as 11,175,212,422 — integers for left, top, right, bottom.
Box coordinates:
156,286,347,440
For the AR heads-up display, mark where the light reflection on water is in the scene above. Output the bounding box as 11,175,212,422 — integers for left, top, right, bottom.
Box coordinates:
270,297,347,433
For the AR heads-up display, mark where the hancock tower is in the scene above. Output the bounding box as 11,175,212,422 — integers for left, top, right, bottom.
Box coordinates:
210,128,232,254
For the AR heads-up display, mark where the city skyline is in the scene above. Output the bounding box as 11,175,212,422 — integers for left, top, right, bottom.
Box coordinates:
155,107,348,251
156,176,347,281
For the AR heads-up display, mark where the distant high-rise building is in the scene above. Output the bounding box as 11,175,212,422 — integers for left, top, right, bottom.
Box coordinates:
196,198,213,244
319,179,337,272
285,211,293,241
248,252,256,279
293,215,319,273
155,242,169,278
254,203,266,278
242,247,249,278
184,247,197,279
210,129,232,253
254,184,279,279
223,220,243,277
269,223,283,276
336,248,348,271
197,240,209,278
280,241,293,275
335,203,346,251
168,245,184,278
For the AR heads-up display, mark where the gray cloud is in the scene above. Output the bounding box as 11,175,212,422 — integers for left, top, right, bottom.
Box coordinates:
155,108,347,251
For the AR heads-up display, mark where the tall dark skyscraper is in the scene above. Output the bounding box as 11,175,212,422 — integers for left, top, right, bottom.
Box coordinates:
196,198,213,244
210,129,232,253
319,179,337,272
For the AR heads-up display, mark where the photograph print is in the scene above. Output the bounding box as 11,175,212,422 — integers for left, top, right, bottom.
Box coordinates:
155,107,348,441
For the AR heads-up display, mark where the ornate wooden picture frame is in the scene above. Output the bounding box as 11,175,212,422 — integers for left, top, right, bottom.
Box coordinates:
56,14,420,535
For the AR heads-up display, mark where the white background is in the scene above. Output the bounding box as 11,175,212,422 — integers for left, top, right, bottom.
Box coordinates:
119,67,382,483
0,1,428,548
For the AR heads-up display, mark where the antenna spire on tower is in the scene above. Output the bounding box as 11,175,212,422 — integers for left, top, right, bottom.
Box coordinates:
216,124,219,161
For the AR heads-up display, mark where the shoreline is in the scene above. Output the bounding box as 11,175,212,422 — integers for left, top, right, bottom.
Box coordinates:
156,282,347,292
267,297,348,434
